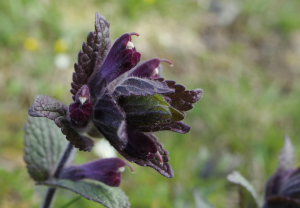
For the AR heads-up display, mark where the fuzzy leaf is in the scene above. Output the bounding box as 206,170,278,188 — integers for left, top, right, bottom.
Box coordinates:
113,77,174,97
163,79,203,111
93,94,128,150
120,94,184,130
40,179,130,208
228,171,261,208
55,117,94,151
71,12,111,99
119,131,174,178
24,117,68,181
28,95,67,120
138,121,191,134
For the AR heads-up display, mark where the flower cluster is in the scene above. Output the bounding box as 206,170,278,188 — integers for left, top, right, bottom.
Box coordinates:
29,12,202,186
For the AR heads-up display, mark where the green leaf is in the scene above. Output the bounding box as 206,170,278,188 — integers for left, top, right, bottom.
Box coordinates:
40,179,130,208
122,94,184,128
227,171,262,208
24,117,68,181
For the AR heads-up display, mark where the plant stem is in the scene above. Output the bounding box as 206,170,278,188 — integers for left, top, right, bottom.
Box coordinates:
42,142,74,208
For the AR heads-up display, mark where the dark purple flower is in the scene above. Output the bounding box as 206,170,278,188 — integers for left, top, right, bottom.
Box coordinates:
29,12,203,178
130,58,173,79
69,85,93,128
264,137,300,208
89,38,202,177
61,158,127,187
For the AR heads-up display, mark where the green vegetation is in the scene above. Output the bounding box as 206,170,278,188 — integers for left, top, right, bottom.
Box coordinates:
2,0,300,207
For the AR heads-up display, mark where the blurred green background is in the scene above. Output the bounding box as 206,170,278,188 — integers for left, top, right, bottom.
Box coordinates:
2,0,300,207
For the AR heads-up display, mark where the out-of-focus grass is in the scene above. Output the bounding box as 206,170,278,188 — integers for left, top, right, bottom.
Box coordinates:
1,0,300,207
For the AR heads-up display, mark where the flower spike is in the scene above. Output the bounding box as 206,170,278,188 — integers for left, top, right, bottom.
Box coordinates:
61,158,127,187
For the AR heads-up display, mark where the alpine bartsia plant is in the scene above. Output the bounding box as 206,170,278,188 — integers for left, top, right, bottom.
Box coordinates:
25,12,202,208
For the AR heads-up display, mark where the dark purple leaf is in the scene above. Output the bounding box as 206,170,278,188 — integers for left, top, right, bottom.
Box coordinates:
265,169,288,198
71,12,111,100
138,121,191,134
118,131,174,178
28,95,67,120
55,117,94,151
162,79,203,111
113,77,174,97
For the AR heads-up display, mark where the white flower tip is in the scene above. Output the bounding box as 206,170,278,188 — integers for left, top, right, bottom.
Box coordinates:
153,67,159,75
79,96,87,104
126,41,135,50
118,166,125,173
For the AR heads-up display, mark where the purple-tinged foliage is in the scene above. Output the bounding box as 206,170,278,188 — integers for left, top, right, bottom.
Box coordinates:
28,12,202,178
71,13,111,100
264,137,300,208
113,77,174,97
54,116,94,151
61,158,126,187
28,95,67,120
120,131,174,177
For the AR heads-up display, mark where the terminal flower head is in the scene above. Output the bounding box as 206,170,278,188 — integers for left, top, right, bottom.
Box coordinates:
29,12,203,178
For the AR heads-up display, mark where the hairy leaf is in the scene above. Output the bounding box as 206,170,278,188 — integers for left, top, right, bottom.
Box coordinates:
55,117,94,151
228,171,261,208
120,94,184,130
119,131,174,178
113,77,174,97
40,179,130,208
138,121,190,134
163,79,203,111
71,12,111,99
24,117,68,181
93,94,128,150
28,95,67,120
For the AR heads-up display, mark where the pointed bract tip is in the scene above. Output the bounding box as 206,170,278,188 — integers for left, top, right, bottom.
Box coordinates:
160,59,174,67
